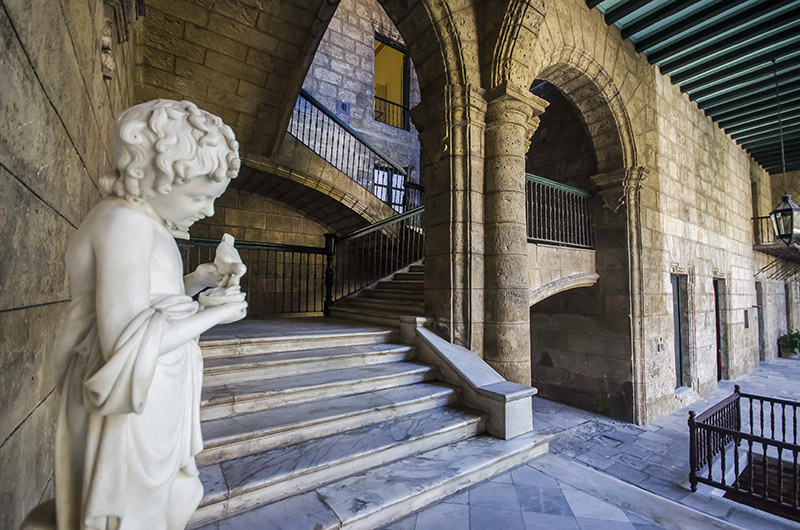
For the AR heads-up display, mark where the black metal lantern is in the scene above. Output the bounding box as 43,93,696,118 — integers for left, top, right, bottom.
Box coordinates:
770,194,800,245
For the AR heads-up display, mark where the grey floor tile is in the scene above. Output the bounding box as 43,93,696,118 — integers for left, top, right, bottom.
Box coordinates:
575,517,636,530
513,465,560,488
415,503,469,530
441,490,470,505
469,482,521,511
491,472,514,484
382,515,417,530
521,511,581,530
559,483,629,522
514,484,574,516
470,506,525,530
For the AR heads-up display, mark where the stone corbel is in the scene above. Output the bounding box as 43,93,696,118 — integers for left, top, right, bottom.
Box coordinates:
589,166,649,213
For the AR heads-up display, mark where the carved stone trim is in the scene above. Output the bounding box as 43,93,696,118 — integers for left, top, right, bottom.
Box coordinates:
589,166,649,213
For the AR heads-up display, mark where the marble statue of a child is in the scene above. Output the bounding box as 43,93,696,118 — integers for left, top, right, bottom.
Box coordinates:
51,99,246,530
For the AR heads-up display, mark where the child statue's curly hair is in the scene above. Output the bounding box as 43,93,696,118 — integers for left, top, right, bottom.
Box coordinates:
101,99,240,201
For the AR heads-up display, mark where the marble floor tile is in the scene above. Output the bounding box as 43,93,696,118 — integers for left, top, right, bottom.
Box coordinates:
514,484,573,516
559,483,629,522
470,506,525,530
521,511,581,530
512,465,560,488
575,517,636,530
468,482,521,511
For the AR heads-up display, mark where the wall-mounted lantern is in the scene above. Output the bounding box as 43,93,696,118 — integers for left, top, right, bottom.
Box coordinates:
770,195,800,245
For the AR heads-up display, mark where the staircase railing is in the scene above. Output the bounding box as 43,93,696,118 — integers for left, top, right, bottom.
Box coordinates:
525,173,594,249
324,206,424,314
180,238,327,317
288,89,415,211
689,385,800,519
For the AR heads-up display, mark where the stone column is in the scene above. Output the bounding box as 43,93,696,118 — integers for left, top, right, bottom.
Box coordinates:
483,83,547,385
411,84,487,355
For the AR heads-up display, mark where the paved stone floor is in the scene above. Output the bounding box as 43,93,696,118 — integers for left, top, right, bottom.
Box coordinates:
386,357,800,529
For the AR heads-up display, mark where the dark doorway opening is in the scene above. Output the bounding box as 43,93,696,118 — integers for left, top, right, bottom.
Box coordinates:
672,274,689,388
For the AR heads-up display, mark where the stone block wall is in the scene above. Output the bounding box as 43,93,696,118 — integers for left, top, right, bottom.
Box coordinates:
301,0,423,183
638,74,765,420
191,188,331,247
0,1,137,526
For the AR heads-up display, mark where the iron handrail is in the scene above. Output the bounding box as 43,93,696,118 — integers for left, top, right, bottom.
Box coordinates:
374,94,410,110
335,205,424,243
299,89,406,175
526,173,592,198
187,237,325,254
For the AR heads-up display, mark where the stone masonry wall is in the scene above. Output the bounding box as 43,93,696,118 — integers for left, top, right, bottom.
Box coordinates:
0,1,137,526
638,74,765,421
301,0,423,183
192,188,331,246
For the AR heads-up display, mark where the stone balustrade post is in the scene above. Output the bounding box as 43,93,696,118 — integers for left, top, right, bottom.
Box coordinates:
483,83,548,385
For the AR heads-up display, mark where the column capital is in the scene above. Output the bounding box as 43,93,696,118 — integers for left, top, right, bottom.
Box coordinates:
485,82,548,118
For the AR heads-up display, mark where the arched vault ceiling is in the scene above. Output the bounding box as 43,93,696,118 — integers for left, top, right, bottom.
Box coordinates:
588,0,800,175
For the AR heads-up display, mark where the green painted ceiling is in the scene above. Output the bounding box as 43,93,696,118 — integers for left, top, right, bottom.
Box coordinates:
587,0,800,175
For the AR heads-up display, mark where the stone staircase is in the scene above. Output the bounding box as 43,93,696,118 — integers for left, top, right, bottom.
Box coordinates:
329,262,426,327
192,318,548,529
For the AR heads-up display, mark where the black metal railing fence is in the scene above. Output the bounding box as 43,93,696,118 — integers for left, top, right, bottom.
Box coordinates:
525,173,594,249
327,206,424,309
181,238,326,317
689,386,800,519
288,89,410,211
374,95,410,130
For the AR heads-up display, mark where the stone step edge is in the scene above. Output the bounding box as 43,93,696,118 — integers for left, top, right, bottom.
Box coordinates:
329,305,423,319
198,384,459,465
201,329,399,358
200,364,438,421
193,431,550,530
203,343,415,375
189,409,486,528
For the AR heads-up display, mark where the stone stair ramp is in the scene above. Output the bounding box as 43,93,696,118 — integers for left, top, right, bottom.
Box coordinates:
192,312,547,530
330,261,426,327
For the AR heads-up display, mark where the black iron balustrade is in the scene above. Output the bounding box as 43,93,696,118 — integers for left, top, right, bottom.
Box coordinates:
753,216,776,246
180,238,327,318
525,173,594,249
325,206,424,313
374,95,410,130
403,181,424,210
689,386,800,520
288,89,409,211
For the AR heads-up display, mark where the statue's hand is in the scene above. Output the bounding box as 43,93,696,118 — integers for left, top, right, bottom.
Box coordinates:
214,300,248,324
214,234,247,288
194,262,224,289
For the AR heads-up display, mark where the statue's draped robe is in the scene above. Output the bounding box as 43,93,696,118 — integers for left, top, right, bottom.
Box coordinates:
53,292,203,530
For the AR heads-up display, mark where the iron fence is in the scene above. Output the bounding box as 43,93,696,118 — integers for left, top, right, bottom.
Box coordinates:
326,206,424,310
374,95,410,130
525,173,594,249
288,89,408,211
689,385,800,519
180,238,326,317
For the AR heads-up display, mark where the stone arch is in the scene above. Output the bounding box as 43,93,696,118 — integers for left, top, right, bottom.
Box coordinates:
529,273,599,307
534,52,636,174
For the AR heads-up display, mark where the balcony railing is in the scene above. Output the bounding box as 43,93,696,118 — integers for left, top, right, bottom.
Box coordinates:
181,238,326,317
525,173,594,249
288,89,412,211
753,216,776,246
374,95,409,130
182,207,425,317
689,386,800,520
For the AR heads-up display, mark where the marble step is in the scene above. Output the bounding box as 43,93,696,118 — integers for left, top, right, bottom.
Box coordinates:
357,288,424,302
196,431,549,530
408,264,425,273
191,406,486,528
201,326,398,359
201,362,438,421
375,279,424,290
328,306,406,328
203,343,416,387
199,382,458,465
336,296,424,314
392,271,424,281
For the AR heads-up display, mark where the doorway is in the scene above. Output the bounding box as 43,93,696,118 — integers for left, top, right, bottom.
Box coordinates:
713,279,728,381
672,274,689,388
